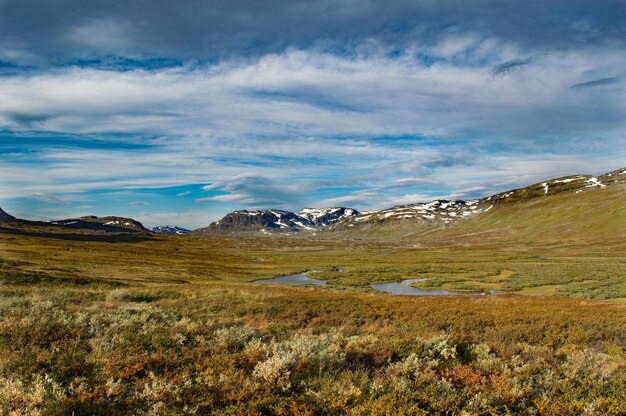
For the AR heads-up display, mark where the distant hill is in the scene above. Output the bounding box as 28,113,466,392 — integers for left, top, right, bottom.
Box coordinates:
49,216,148,233
152,225,190,235
0,210,150,236
197,207,359,235
325,168,626,251
0,207,16,222
332,168,625,229
197,167,625,240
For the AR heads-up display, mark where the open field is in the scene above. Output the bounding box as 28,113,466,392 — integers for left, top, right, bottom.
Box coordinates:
1,228,625,299
0,183,625,414
2,0,625,413
0,268,625,415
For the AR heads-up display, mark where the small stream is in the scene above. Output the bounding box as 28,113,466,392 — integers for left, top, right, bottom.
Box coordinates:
370,279,477,295
255,274,496,296
254,273,326,286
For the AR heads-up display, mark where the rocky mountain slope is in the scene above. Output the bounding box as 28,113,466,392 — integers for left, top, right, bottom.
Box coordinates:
323,168,626,250
332,168,625,230
335,200,488,229
0,211,151,238
152,225,190,235
199,207,359,234
199,168,625,236
297,207,359,226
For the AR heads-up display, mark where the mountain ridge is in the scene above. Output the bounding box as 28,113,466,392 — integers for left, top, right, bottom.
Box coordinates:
0,212,150,235
0,207,16,222
152,225,191,235
197,207,360,235
1,167,623,237
198,167,625,236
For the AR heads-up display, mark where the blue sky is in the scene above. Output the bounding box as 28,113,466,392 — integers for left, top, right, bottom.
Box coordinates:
1,0,625,229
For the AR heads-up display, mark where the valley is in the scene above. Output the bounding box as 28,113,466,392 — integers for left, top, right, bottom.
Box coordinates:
0,168,625,414
2,168,624,299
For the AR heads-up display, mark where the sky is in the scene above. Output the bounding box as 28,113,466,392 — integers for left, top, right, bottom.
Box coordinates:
1,0,625,229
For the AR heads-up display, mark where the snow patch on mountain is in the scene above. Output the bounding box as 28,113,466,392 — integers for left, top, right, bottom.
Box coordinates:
200,167,625,235
152,225,190,235
297,207,359,226
202,207,360,234
338,200,492,227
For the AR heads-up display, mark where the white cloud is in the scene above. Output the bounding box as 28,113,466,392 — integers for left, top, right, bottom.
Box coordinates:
0,38,624,224
0,43,624,140
197,174,305,208
64,18,135,51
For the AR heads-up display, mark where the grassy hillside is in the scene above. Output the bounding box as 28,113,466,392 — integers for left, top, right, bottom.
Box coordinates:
426,184,626,251
324,183,625,252
0,175,624,414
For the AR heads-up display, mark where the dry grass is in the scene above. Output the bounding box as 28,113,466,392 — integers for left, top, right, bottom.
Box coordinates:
1,228,625,298
0,185,624,413
0,271,624,415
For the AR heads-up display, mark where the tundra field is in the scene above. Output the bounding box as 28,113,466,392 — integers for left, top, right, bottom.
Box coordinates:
1,232,625,415
0,175,625,415
3,0,626,413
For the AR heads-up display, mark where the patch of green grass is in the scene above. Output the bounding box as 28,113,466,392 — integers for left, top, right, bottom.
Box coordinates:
1,228,625,298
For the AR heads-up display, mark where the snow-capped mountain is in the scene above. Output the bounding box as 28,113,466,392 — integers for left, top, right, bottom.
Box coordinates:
151,225,191,235
200,167,625,235
336,200,487,228
3,167,621,237
332,168,625,229
297,207,360,226
199,207,359,234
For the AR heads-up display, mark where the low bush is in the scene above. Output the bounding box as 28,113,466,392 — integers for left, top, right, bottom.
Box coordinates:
0,280,624,415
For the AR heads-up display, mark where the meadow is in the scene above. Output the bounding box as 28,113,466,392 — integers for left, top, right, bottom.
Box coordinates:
1,227,625,299
0,267,625,415
0,225,625,414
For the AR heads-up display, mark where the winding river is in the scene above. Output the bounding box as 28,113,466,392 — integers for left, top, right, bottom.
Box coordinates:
370,279,477,295
254,273,326,286
255,274,493,296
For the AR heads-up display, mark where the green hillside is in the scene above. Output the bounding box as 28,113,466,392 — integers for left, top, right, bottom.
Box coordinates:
326,179,625,255
424,184,625,252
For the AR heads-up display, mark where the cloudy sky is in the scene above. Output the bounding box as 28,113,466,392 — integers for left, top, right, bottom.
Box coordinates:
1,0,625,229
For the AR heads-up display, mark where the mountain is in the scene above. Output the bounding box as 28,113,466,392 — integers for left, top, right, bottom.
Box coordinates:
0,210,151,240
3,167,623,241
333,200,489,229
417,174,626,251
0,207,16,222
49,216,148,233
332,170,623,230
199,168,625,237
297,207,359,226
198,207,359,235
598,167,626,185
152,225,191,235
325,168,626,249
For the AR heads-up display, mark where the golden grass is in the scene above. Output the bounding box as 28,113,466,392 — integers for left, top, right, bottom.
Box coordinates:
2,226,624,298
0,272,624,415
